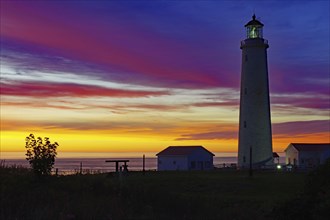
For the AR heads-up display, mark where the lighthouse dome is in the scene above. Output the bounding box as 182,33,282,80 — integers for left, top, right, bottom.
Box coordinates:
245,14,264,27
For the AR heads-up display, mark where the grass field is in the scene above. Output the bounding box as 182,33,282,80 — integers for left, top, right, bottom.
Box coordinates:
1,165,328,220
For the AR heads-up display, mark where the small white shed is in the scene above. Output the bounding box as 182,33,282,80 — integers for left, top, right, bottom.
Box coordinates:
156,146,214,171
284,143,330,169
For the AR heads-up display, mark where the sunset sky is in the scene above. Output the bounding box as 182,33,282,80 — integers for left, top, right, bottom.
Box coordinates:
1,1,329,154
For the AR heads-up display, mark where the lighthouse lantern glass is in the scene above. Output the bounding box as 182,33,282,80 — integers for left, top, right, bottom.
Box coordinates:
247,25,263,39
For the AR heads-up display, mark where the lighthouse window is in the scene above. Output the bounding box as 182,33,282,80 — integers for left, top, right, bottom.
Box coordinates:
244,121,247,128
245,55,248,62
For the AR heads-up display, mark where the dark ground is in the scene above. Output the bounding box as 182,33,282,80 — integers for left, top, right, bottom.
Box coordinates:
1,162,329,220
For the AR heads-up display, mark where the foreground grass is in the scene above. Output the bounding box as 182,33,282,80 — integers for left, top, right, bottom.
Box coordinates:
0,167,309,220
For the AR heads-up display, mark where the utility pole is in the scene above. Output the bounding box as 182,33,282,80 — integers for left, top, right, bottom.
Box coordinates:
142,154,145,175
80,162,83,175
249,146,253,177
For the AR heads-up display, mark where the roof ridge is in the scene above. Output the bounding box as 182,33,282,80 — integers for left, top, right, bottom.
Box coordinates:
156,146,215,156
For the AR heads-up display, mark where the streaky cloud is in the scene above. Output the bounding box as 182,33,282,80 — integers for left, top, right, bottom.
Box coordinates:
175,131,237,141
271,93,330,110
272,120,330,136
0,81,169,98
175,120,330,141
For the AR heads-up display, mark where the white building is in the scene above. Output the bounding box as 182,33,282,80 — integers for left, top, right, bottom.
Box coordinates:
285,143,330,169
156,146,214,171
238,15,273,169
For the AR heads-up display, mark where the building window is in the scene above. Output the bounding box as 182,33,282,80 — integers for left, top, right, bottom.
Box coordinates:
301,159,304,164
244,121,247,128
191,161,196,169
245,55,248,62
243,156,246,163
244,88,247,95
159,160,162,164
173,160,176,165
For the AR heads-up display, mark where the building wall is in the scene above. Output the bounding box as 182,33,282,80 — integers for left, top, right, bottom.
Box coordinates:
157,149,214,171
298,150,330,169
187,149,214,170
320,149,330,164
238,38,273,168
298,151,321,169
286,145,330,169
285,144,299,165
157,156,188,171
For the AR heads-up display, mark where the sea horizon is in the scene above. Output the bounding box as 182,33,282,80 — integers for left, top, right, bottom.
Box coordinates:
1,151,286,174
0,151,285,159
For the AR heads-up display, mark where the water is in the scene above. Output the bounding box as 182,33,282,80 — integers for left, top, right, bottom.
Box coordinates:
1,152,286,174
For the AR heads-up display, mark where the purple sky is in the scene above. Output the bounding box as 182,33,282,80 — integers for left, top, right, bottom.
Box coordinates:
2,1,328,92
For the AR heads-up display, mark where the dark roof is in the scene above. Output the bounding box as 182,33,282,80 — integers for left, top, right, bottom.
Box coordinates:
273,152,280,158
105,160,129,163
156,146,215,156
289,143,330,152
245,14,264,27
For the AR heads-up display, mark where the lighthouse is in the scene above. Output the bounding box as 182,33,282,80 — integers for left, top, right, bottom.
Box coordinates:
238,15,273,169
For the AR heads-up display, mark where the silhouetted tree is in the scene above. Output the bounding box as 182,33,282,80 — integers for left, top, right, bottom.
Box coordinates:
25,134,58,176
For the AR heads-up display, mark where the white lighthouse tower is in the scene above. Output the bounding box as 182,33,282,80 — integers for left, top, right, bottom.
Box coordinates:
238,15,273,169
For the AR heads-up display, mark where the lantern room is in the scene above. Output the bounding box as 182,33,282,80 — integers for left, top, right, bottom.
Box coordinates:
245,14,264,39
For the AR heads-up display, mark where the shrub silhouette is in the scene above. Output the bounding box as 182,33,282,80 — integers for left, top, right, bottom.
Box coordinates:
25,133,58,176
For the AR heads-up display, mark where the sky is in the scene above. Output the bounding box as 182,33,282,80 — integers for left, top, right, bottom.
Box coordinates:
1,0,329,155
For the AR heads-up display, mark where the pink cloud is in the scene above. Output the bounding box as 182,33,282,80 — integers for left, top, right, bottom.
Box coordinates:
272,120,330,136
0,81,168,98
